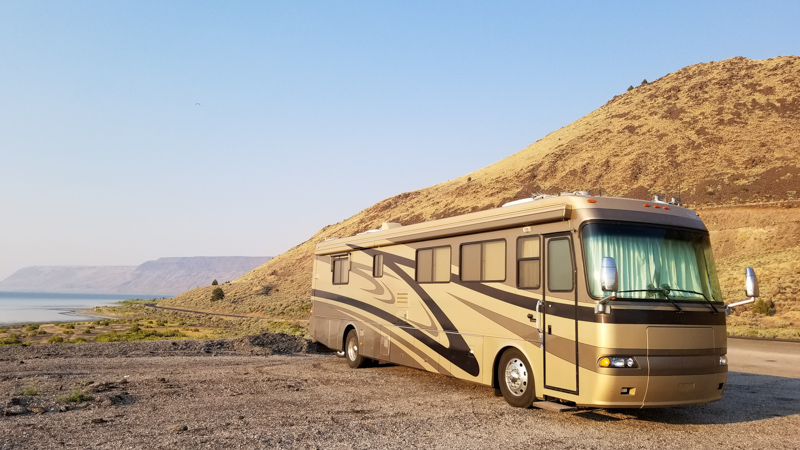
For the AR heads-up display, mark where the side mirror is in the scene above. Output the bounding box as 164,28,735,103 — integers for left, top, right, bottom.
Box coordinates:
726,267,759,315
600,257,618,292
745,267,759,298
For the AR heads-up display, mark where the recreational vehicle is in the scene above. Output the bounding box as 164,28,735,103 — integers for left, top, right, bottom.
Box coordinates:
309,193,757,409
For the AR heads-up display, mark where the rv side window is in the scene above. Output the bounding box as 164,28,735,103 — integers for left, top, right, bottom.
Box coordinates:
517,236,541,289
416,246,451,283
547,238,573,291
373,254,384,278
332,254,350,285
460,240,506,282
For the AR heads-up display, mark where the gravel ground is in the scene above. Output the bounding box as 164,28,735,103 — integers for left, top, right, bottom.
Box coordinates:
1,335,799,449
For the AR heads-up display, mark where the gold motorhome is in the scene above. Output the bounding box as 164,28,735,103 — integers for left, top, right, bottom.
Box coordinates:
309,193,757,409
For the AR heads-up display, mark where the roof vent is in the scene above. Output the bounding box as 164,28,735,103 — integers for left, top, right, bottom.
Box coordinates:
653,195,668,204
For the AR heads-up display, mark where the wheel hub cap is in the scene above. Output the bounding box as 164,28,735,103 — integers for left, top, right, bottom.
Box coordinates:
505,358,528,396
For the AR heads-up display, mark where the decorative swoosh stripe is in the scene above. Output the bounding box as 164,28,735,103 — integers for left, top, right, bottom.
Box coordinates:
315,290,480,376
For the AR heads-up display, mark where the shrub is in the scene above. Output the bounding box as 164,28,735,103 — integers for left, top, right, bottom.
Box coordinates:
25,324,39,332
212,279,219,286
130,323,141,333
211,287,225,302
627,85,634,92
47,336,65,344
60,388,93,403
1,337,23,345
752,298,774,316
20,384,40,396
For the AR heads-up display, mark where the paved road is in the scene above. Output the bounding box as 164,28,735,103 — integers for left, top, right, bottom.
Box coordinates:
728,337,800,378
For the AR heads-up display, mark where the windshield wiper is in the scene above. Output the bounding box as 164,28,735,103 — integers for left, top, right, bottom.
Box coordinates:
616,287,684,313
669,289,719,314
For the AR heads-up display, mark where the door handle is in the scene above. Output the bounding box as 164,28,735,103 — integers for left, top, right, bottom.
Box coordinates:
535,300,543,333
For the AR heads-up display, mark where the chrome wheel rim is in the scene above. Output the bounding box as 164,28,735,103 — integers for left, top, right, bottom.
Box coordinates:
504,358,528,396
347,338,358,361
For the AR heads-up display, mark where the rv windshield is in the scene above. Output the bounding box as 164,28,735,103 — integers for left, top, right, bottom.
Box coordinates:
582,223,722,302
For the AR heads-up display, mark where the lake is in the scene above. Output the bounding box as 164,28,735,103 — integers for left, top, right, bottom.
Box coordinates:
0,291,165,325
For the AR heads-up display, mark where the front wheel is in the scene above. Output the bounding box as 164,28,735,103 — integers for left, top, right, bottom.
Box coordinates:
345,329,366,368
497,348,536,408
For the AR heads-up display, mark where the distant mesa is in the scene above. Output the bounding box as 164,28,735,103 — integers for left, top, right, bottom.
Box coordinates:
0,256,272,296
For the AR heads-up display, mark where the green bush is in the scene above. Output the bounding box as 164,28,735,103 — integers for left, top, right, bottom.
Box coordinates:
25,324,39,332
47,336,65,344
1,336,23,345
60,388,93,403
211,287,225,302
20,384,40,396
752,298,774,316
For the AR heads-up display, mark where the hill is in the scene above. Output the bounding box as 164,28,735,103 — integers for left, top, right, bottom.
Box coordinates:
162,56,800,337
0,257,272,296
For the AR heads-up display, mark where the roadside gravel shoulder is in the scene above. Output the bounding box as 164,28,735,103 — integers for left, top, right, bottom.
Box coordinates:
1,336,799,449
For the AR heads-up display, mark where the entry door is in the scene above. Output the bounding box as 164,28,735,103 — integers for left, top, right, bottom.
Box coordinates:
543,233,578,394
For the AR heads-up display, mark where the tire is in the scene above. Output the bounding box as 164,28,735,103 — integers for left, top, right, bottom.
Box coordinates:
344,329,366,369
497,348,536,408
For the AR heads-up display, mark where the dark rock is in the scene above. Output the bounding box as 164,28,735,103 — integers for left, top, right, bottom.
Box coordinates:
3,405,28,416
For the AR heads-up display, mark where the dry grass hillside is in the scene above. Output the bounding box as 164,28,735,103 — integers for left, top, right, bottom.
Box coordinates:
162,56,800,337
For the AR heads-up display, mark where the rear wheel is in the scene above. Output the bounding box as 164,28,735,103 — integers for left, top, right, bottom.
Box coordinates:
497,348,535,408
345,329,366,368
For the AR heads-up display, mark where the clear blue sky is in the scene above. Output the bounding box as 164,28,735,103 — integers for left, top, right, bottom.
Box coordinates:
1,1,798,281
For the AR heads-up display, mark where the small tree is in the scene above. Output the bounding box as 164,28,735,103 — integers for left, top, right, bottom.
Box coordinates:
211,279,218,286
211,287,225,302
640,79,648,86
627,85,634,92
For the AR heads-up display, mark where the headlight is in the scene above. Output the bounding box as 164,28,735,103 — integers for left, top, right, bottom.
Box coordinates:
719,354,728,366
598,356,639,368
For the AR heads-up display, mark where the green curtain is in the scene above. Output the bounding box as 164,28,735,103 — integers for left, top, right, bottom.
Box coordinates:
583,224,706,300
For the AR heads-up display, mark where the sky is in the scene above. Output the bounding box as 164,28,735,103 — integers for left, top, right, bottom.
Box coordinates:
1,1,798,281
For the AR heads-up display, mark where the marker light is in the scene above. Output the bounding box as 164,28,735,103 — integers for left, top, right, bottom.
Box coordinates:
719,355,728,366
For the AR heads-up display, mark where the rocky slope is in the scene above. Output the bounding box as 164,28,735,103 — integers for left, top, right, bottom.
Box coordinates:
163,56,800,336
